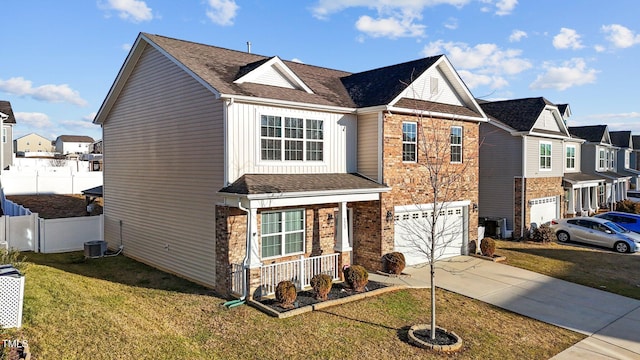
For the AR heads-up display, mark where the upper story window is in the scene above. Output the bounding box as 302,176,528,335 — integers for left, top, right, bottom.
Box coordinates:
539,141,551,170
598,148,605,169
450,126,462,163
2,128,6,144
609,150,615,169
625,151,630,169
261,209,305,259
566,145,576,170
402,122,417,162
260,115,323,162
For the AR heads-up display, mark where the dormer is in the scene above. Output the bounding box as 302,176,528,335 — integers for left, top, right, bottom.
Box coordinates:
234,56,314,94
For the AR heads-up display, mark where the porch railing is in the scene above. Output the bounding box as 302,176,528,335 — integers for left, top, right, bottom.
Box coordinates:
260,253,340,296
230,263,245,297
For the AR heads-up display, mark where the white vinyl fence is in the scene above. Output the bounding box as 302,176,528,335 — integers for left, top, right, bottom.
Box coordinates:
1,214,104,253
1,169,102,195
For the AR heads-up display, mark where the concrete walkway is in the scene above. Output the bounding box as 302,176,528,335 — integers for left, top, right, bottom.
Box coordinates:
369,255,640,359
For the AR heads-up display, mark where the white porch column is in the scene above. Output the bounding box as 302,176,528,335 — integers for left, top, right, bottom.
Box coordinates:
334,201,352,252
577,187,583,215
246,207,261,269
592,186,598,210
583,187,592,213
567,187,576,215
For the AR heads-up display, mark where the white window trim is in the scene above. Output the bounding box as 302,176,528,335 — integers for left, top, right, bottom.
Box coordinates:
625,151,630,169
598,148,606,170
539,141,552,171
261,209,306,260
402,121,417,163
450,126,463,164
258,112,326,164
565,144,576,170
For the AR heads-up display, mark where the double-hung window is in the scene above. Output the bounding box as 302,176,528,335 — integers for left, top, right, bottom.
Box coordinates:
566,145,576,170
599,149,605,169
260,115,324,162
261,209,305,258
450,126,462,163
402,122,417,162
539,142,551,170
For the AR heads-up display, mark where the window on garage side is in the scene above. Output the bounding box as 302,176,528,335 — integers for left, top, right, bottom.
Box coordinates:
261,209,305,259
566,145,576,170
402,122,417,162
450,126,462,163
540,141,552,170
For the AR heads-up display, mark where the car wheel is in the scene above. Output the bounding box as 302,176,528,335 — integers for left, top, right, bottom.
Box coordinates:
556,231,570,242
614,241,630,253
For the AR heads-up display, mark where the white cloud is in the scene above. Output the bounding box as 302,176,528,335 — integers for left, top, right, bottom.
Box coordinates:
122,43,132,51
602,24,640,48
15,112,53,129
0,77,88,106
98,0,153,22
83,112,98,122
355,15,425,38
423,40,531,89
205,0,239,26
444,17,458,30
594,44,606,52
530,58,597,91
60,119,100,130
495,0,517,15
290,58,304,64
553,28,584,50
509,30,527,42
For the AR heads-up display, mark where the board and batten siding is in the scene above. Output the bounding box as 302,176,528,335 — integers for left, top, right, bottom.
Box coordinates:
225,103,357,183
102,44,223,288
356,112,380,181
524,136,564,178
478,123,521,229
397,65,464,106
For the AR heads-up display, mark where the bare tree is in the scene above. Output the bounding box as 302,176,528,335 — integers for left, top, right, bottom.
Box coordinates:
393,101,480,341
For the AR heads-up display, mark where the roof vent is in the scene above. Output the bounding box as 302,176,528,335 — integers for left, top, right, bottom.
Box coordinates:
246,41,251,53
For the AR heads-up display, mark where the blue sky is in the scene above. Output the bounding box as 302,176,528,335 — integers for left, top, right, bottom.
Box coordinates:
2,0,640,141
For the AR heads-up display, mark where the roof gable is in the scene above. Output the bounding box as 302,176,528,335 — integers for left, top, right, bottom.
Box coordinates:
480,97,569,137
568,125,610,144
609,131,632,148
0,100,17,124
234,56,313,93
633,136,640,150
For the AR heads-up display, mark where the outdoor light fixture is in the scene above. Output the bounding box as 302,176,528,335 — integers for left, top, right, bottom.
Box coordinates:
472,203,478,212
386,210,394,222
327,213,334,222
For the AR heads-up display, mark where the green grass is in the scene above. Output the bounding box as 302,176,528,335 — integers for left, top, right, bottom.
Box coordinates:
496,240,640,299
0,251,584,359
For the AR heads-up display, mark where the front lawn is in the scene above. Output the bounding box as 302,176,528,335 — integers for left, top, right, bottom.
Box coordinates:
1,252,582,359
496,240,640,299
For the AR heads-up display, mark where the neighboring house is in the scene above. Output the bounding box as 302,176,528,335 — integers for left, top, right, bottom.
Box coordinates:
632,135,640,172
14,133,54,153
82,139,103,171
610,131,640,189
93,33,486,298
568,125,631,210
478,97,574,238
0,100,17,170
54,135,94,154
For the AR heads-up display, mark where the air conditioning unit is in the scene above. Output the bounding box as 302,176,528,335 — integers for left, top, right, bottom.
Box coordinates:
84,241,107,258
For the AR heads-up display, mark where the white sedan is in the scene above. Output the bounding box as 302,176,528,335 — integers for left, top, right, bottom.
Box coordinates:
550,216,640,253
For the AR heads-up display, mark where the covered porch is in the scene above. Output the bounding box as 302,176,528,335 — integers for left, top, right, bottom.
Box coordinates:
563,174,604,217
599,171,631,210
217,173,390,299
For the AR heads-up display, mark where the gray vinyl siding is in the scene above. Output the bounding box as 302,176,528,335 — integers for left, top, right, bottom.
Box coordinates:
357,112,380,181
478,123,521,230
2,125,13,168
581,145,597,173
524,136,564,178
102,44,222,288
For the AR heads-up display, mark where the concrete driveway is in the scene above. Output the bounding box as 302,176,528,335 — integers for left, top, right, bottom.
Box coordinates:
372,256,640,359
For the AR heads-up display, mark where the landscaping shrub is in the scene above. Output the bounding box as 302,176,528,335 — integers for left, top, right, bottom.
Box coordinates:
468,239,477,254
343,264,369,292
615,199,640,214
381,252,406,275
310,273,333,301
530,224,555,243
0,247,25,271
480,237,496,257
275,280,297,308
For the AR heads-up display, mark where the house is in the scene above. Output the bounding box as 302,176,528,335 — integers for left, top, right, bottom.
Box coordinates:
632,135,640,172
14,133,54,153
0,100,17,170
568,125,631,210
93,33,486,298
609,131,640,189
478,97,576,238
54,135,95,155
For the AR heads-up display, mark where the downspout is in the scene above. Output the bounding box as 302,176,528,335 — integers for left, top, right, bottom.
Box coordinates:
520,135,527,238
0,112,6,174
237,198,251,302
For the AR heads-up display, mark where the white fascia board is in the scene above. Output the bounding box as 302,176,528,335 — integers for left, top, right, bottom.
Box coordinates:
234,56,314,94
0,112,7,121
220,94,356,114
386,106,487,123
524,131,572,140
219,188,390,209
395,200,471,213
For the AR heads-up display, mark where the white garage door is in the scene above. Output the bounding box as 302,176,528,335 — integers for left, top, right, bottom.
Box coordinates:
529,196,558,228
394,205,465,266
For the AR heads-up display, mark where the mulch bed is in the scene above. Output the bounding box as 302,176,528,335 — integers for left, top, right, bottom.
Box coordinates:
260,280,390,313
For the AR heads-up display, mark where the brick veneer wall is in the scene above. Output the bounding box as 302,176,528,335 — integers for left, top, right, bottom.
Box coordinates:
513,176,564,237
360,112,481,269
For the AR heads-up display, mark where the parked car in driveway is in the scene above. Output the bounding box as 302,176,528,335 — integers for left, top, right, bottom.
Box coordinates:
594,212,640,233
550,217,640,253
627,190,640,203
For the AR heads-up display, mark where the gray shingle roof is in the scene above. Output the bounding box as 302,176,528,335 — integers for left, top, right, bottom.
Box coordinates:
633,135,640,150
609,131,631,148
57,135,95,143
568,125,607,143
219,173,388,195
478,97,555,131
0,101,17,124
